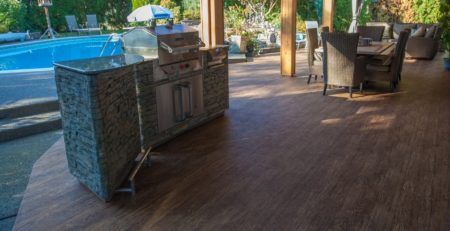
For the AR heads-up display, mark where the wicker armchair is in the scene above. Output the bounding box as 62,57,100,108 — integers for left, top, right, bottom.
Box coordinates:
322,32,366,98
306,28,322,84
357,26,385,41
365,31,410,90
398,30,411,81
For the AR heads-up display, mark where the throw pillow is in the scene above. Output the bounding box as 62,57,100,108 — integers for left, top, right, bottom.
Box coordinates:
412,26,426,37
425,26,436,38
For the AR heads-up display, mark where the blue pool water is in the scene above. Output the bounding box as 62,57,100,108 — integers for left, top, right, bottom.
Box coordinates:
0,35,123,71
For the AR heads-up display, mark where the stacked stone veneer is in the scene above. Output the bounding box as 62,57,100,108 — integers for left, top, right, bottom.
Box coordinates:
203,63,229,115
55,65,141,201
55,48,229,201
134,60,159,150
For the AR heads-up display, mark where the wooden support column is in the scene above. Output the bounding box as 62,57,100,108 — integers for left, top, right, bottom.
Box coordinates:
200,0,224,46
323,0,335,31
200,0,212,46
280,0,297,77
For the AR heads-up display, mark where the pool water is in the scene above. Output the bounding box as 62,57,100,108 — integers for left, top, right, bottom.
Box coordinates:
0,36,123,71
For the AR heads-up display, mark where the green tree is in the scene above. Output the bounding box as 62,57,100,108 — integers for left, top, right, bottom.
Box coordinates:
160,0,181,22
334,0,352,31
0,0,26,32
132,0,150,10
413,0,442,23
182,0,200,20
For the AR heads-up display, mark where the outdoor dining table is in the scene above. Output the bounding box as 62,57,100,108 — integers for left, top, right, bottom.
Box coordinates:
315,41,396,56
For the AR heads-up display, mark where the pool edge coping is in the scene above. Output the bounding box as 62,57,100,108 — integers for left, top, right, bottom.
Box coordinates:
0,68,54,76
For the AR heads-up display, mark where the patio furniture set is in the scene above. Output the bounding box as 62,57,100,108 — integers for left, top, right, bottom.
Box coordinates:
65,14,102,35
366,22,443,60
306,25,418,98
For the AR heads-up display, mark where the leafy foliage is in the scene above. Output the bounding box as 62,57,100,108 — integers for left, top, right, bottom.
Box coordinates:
1,0,447,37
412,0,442,24
182,0,200,20
371,0,442,23
132,0,150,10
334,0,352,31
160,0,181,22
0,0,26,32
439,0,450,53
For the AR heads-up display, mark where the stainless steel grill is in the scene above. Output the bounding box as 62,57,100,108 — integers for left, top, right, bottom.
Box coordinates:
123,24,205,136
123,24,202,65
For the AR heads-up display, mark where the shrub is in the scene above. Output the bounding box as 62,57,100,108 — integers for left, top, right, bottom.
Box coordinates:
0,0,26,33
334,0,352,31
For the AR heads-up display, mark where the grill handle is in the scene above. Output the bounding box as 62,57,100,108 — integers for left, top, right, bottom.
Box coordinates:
160,42,199,55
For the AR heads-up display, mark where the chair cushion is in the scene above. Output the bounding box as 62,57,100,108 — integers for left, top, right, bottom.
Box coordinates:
412,26,426,37
425,25,436,38
393,23,416,39
313,51,323,61
312,60,323,67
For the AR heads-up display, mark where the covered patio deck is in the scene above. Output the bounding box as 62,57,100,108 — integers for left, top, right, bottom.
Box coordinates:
13,52,449,230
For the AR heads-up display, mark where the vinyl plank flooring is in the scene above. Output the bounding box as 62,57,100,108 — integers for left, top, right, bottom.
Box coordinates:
13,52,450,231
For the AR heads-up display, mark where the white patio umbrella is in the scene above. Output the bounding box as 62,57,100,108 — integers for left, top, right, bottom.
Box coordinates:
348,0,364,33
127,5,173,23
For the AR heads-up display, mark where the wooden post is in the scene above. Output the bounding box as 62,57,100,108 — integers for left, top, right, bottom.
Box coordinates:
200,0,224,46
210,0,224,45
280,0,297,77
323,0,335,31
200,0,211,46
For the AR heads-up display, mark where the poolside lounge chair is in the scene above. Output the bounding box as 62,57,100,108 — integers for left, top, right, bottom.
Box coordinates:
86,14,102,34
65,15,88,35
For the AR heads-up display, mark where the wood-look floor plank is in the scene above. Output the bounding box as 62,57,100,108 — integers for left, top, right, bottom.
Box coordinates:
13,52,450,231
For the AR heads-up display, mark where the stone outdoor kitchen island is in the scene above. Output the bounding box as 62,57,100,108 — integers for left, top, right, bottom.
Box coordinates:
54,27,229,201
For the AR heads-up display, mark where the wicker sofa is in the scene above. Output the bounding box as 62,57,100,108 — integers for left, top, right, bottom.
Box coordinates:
367,22,442,60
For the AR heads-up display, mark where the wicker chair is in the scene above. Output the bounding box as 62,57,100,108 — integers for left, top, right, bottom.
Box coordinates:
397,30,411,81
322,32,366,98
365,31,409,90
306,28,322,84
357,26,385,41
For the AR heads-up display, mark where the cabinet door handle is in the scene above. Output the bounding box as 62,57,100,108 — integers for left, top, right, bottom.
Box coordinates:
172,85,184,122
182,83,193,118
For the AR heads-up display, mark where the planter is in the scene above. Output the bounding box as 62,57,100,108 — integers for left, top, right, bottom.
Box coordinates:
444,58,450,71
229,35,247,53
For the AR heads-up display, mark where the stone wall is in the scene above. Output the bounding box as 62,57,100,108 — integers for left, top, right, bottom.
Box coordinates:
55,66,141,201
55,48,229,201
134,60,159,150
203,64,229,115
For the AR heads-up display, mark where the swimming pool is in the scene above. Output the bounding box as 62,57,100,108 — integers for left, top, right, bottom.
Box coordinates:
0,35,123,73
